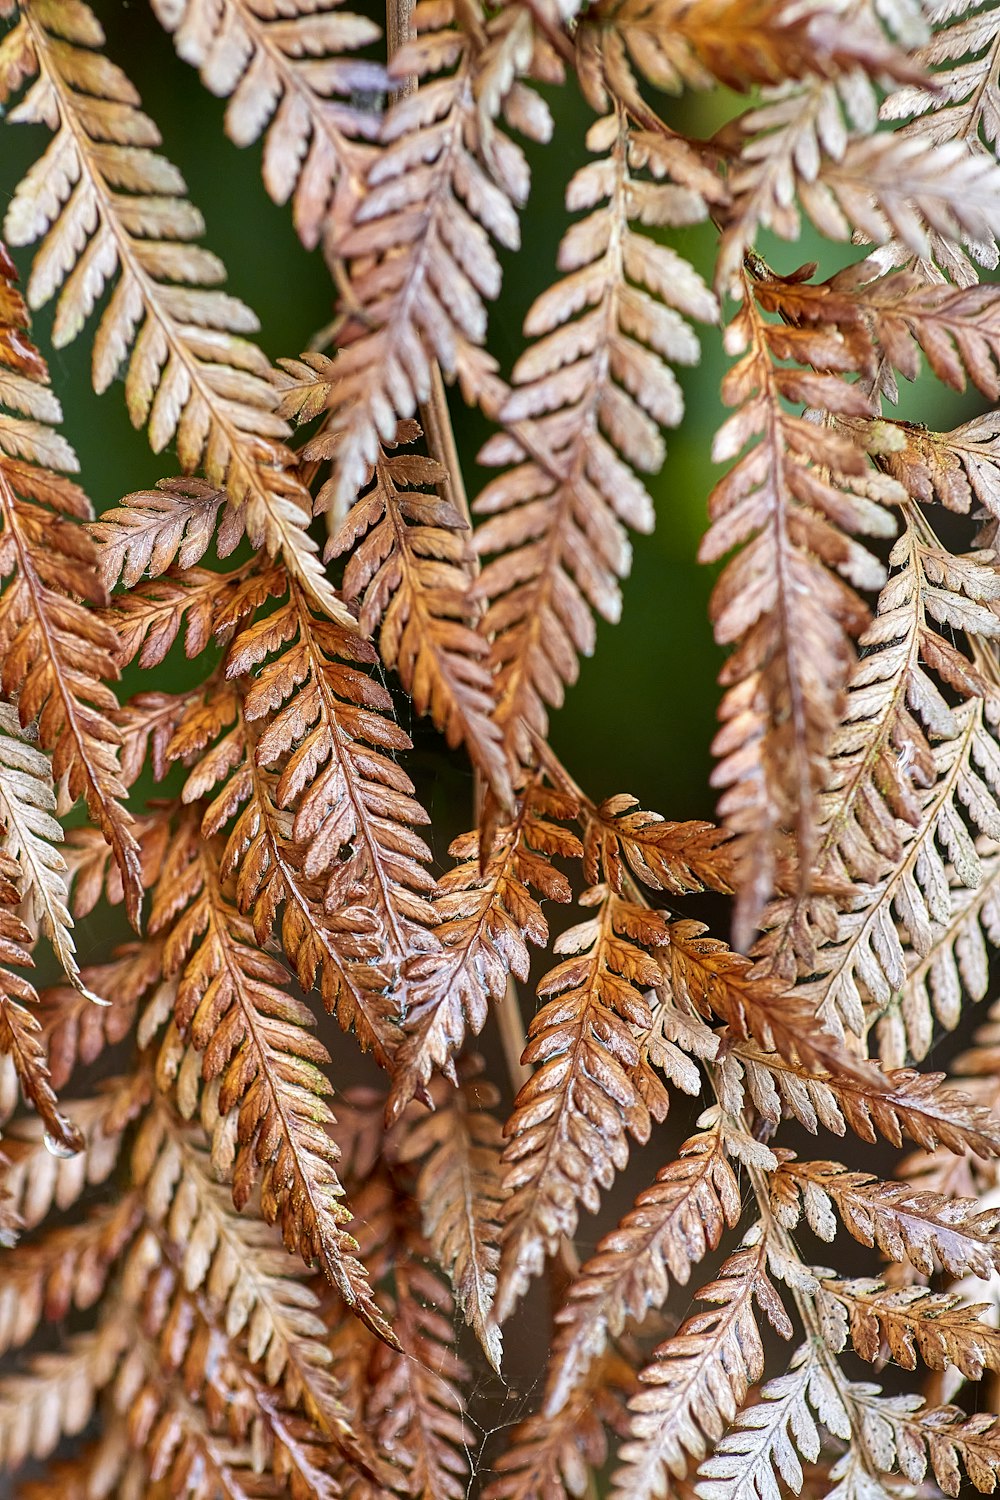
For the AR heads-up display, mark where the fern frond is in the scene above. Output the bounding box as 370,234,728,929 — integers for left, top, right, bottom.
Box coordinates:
0,1195,140,1366
715,77,874,292
820,1277,1000,1378
845,1388,1000,1496
876,846,1000,1067
65,804,172,914
841,270,1000,400
588,0,921,135
730,1045,1000,1157
15,1419,141,1500
544,1124,741,1418
810,691,1000,1045
756,512,1000,1025
0,1071,149,1231
663,919,866,1077
881,1,1000,158
367,1248,471,1500
494,884,668,1322
179,678,405,1068
773,1159,1000,1279
110,561,279,674
475,109,716,763
278,0,554,516
0,0,346,623
149,820,393,1344
388,778,578,1117
132,1100,384,1484
92,478,245,594
582,794,735,896
814,134,1000,277
875,412,1000,520
702,273,901,945
330,421,512,805
0,239,140,921
128,1222,375,1500
334,1162,472,1500
109,1309,272,1500
0,1305,130,1473
719,79,1000,289
150,0,384,257
396,1067,505,1374
695,1341,849,1500
0,856,82,1155
225,583,439,982
611,1228,793,1500
0,702,90,1002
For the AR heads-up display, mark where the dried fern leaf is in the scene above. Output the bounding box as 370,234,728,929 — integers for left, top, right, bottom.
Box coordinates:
179,679,405,1069
133,1100,384,1483
0,0,345,623
808,690,1000,1045
330,423,512,805
544,1124,741,1418
149,820,394,1345
589,0,920,100
0,240,140,921
495,884,669,1322
756,511,1000,1021
0,1070,149,1232
337,1165,472,1500
108,1302,274,1500
730,1044,1000,1157
0,702,91,1001
820,1277,1000,1379
278,0,553,517
367,1250,471,1500
875,412,1000,521
843,1387,1000,1496
663,919,866,1077
475,109,716,764
611,1227,792,1500
719,52,1000,290
0,1304,131,1473
840,269,1000,400
127,1222,368,1500
881,1,1000,160
0,1193,141,1360
110,561,278,675
0,856,80,1157
714,67,883,293
810,134,1000,277
65,807,172,918
396,1067,505,1374
483,1349,636,1500
876,845,1000,1068
583,793,735,896
388,779,578,1118
150,0,384,257
225,583,439,986
15,1419,141,1500
703,274,900,946
695,1341,850,1500
773,1159,1000,1279
92,478,246,595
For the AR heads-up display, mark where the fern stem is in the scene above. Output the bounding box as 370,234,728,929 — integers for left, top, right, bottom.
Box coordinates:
422,364,473,530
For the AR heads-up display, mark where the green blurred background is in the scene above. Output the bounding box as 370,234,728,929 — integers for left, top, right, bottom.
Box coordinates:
0,0,984,861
